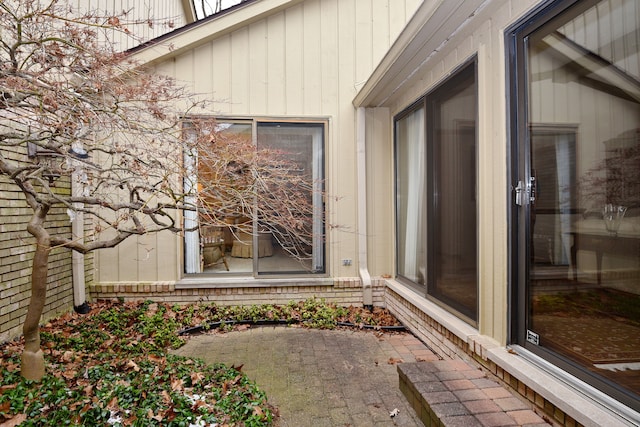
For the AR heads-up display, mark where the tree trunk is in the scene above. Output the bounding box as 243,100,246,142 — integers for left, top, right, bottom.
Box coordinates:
22,209,51,381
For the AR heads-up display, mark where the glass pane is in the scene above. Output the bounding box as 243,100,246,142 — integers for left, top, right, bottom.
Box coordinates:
197,122,253,275
396,108,427,286
429,66,478,321
256,123,325,274
527,0,640,402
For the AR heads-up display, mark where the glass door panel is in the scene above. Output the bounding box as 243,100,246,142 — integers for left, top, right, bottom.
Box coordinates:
194,121,253,275
524,0,640,407
396,107,427,287
256,123,325,274
428,64,478,322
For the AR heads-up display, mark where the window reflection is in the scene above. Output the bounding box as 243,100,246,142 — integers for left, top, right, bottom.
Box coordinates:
527,0,640,404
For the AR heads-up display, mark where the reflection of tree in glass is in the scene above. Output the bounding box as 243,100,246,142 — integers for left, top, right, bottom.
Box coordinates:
193,120,319,261
579,129,640,210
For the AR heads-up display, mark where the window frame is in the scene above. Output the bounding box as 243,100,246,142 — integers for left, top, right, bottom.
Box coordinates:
506,0,640,411
182,116,328,278
394,57,479,325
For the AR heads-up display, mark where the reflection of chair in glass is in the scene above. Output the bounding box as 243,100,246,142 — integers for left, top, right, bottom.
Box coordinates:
201,226,229,271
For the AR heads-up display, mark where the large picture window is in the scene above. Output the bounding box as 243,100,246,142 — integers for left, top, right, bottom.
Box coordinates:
183,119,326,277
509,0,640,410
395,59,478,324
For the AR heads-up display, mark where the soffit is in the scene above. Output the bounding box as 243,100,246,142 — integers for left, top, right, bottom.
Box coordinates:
353,0,487,108
129,0,305,66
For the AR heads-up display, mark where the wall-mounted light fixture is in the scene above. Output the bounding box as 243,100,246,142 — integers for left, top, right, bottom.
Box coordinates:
27,142,90,185
27,142,62,184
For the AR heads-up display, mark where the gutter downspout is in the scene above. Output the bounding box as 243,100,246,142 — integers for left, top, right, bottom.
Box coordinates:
70,154,90,314
356,107,373,308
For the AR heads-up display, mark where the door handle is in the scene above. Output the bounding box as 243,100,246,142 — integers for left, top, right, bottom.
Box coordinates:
515,177,536,206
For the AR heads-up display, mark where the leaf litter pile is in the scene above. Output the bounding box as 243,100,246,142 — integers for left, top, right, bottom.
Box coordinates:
0,299,403,426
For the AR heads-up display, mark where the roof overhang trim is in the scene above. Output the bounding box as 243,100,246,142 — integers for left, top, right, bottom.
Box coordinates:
353,0,487,108
129,0,305,66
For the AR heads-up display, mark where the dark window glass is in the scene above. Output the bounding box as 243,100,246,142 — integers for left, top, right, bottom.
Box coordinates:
395,60,478,324
428,65,478,321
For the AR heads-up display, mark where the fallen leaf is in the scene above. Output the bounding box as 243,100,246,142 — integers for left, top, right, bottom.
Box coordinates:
387,357,404,365
0,413,27,427
62,369,77,379
146,303,158,316
190,371,204,385
107,396,118,410
0,385,17,395
170,378,184,391
148,354,165,364
126,360,140,372
147,408,163,421
253,406,264,417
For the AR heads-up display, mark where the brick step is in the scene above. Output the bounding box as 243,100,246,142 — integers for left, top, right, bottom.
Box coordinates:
398,360,552,426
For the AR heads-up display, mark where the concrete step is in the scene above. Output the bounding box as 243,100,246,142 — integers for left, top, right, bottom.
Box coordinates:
398,360,552,426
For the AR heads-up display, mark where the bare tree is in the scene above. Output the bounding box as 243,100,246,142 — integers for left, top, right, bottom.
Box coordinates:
0,0,318,380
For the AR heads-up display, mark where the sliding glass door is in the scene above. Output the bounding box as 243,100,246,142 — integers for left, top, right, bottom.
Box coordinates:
395,59,478,324
184,119,326,276
510,0,640,409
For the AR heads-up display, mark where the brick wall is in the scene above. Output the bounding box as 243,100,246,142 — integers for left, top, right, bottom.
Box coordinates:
384,286,580,427
0,159,84,343
88,277,385,307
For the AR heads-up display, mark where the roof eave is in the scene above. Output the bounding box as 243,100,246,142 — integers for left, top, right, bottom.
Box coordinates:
129,0,305,66
353,0,488,109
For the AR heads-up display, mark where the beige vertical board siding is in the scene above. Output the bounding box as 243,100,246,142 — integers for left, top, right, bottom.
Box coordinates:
371,0,390,67
366,107,394,277
231,28,251,114
117,231,139,281
136,232,157,281
355,0,374,88
69,0,189,50
156,229,180,281
302,1,323,114
96,238,119,282
249,20,268,113
193,43,214,103
320,1,339,115
284,4,305,113
211,37,233,113
267,12,287,114
333,0,357,277
95,0,423,282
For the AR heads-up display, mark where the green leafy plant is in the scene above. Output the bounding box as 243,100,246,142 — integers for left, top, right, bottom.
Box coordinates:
0,301,274,426
1,298,403,426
